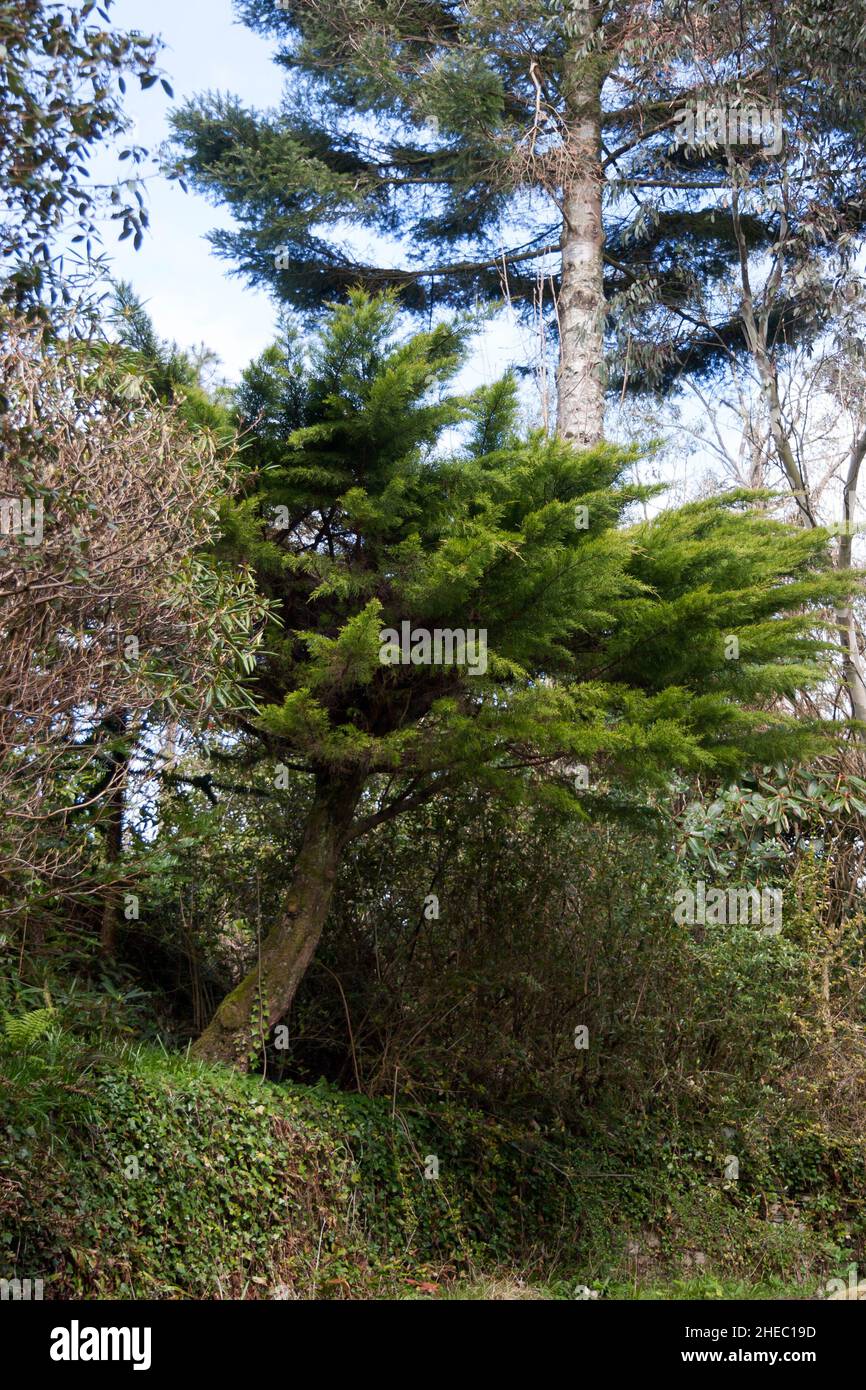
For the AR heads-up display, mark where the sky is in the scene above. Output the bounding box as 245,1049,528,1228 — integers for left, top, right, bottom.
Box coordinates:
99,0,284,378
98,0,528,391
92,0,794,510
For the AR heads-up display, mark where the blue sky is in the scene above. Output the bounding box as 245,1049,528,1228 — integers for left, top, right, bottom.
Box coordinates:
99,0,528,391
100,0,284,377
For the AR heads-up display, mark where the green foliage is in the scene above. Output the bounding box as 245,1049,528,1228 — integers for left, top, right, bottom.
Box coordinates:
675,763,866,878
216,291,851,810
3,1007,54,1051
4,2,865,1308
6,776,865,1296
169,0,866,387
0,1042,856,1299
0,0,163,308
108,281,234,431
139,773,866,1182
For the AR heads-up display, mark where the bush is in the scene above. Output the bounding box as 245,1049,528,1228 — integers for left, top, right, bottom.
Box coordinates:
1,1033,859,1299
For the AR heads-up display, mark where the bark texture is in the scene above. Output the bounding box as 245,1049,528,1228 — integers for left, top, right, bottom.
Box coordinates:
556,54,605,447
835,429,866,727
192,770,364,1067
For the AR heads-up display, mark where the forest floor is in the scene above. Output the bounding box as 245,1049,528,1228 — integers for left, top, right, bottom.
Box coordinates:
1,1040,856,1302
395,1275,824,1300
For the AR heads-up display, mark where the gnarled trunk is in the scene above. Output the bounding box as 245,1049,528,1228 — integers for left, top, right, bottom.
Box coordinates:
192,769,364,1068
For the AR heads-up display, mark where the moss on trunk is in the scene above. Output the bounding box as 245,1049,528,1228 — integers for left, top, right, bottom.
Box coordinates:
192,770,364,1068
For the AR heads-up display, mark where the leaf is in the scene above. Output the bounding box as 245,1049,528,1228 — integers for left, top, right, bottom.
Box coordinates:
4,1008,55,1049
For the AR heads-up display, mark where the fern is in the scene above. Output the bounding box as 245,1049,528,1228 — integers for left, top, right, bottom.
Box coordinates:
3,1007,54,1050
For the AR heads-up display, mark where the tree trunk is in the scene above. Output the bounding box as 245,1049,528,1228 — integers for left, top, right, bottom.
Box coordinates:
191,769,364,1068
835,604,866,727
834,430,866,727
556,53,605,447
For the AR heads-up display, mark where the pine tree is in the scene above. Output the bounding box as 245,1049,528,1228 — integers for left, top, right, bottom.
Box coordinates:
192,290,852,1065
169,1,866,444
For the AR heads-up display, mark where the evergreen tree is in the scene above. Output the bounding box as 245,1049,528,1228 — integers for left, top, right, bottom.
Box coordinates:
170,1,866,444
192,290,852,1065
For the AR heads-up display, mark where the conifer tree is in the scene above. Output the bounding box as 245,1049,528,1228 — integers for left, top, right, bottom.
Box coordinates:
192,290,852,1065
170,0,866,445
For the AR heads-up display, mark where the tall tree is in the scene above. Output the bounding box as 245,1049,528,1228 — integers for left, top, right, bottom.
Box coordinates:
189,290,852,1065
170,0,866,444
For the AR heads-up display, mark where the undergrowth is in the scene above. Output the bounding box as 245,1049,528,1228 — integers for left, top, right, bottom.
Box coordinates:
1,1035,862,1299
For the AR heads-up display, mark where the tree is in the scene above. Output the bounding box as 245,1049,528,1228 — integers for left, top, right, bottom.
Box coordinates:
0,0,167,310
189,289,852,1065
0,316,265,944
169,0,866,444
653,289,866,727
109,280,230,419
